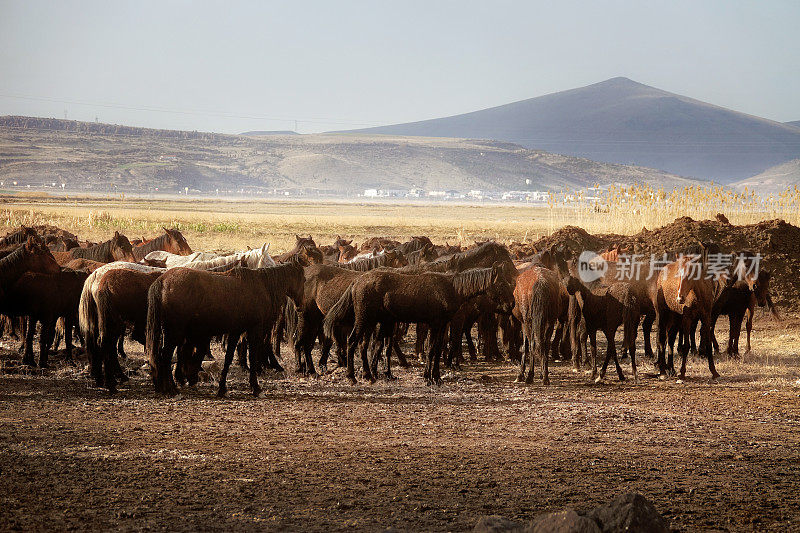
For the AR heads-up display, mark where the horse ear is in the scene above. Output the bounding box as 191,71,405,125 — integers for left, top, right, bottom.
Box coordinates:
25,236,35,250
262,242,268,253
162,226,168,233
295,234,301,241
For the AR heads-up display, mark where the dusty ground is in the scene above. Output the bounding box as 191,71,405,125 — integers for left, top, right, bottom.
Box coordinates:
1,315,800,532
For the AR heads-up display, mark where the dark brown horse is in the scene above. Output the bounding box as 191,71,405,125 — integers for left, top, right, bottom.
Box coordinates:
146,259,307,396
53,231,135,264
565,276,641,382
323,263,514,385
131,227,192,261
3,269,88,367
0,238,62,298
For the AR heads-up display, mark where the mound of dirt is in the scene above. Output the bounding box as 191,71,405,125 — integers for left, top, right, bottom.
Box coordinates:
532,216,800,310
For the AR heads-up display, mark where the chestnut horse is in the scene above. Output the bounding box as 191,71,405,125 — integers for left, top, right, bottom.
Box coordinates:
131,227,192,261
655,255,720,380
146,259,307,396
513,266,568,385
273,235,323,264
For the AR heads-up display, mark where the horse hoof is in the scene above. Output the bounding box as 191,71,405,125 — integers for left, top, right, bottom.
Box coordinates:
319,364,328,374
542,378,550,386
347,376,357,385
384,373,397,381
676,379,684,384
514,377,524,384
216,388,228,398
309,372,319,380
658,374,667,381
594,376,602,384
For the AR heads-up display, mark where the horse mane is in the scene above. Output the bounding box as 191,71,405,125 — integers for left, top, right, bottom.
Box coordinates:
339,253,399,271
133,233,171,259
451,267,494,298
231,261,304,310
70,239,116,262
429,241,509,272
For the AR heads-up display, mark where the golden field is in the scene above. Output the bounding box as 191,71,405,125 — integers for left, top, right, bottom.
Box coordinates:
2,184,799,252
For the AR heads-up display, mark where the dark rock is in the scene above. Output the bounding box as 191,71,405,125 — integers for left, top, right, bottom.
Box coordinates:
526,509,600,533
588,493,669,533
472,514,524,533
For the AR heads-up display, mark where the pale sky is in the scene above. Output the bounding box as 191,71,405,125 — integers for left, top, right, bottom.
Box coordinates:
1,0,798,133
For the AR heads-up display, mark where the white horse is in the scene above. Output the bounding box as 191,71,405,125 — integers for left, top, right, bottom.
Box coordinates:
144,250,221,268
180,243,274,270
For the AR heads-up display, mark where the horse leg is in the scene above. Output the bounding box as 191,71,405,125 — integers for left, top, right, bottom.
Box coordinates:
655,310,668,378
744,308,753,356
218,332,241,397
318,331,332,374
541,322,555,385
382,323,396,380
703,314,720,380
392,331,409,368
515,317,530,383
335,325,347,368
345,323,366,385
246,329,264,397
23,317,36,366
38,319,55,369
415,323,429,363
359,321,376,383
368,328,384,377
588,330,598,381
642,312,655,360
427,325,445,385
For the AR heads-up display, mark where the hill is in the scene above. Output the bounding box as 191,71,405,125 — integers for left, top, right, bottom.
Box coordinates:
342,77,800,182
733,159,800,193
0,115,699,195
787,121,800,128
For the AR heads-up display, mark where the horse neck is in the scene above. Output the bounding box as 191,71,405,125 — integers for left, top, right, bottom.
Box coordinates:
134,234,168,259
74,240,112,261
451,269,493,302
0,247,31,287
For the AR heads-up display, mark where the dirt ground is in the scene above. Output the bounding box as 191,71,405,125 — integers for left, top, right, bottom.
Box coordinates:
2,315,800,532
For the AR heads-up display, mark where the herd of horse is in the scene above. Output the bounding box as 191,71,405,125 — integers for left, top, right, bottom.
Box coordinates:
0,224,779,397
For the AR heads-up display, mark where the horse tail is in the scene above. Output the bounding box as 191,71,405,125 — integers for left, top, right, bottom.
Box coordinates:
530,277,550,354
145,278,165,386
323,284,353,342
283,298,298,355
79,274,100,374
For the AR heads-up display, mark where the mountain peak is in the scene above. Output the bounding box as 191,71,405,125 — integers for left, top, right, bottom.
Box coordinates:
341,79,800,182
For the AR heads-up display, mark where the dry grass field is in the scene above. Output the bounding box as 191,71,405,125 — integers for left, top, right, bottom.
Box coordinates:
2,189,799,252
1,194,800,532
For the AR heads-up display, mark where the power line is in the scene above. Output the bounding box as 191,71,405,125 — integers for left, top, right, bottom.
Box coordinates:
0,92,385,128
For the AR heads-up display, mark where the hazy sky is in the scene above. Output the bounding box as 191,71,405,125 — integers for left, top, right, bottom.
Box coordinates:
1,0,798,133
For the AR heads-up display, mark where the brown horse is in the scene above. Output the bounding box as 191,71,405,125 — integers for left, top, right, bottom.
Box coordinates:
273,235,323,264
64,258,107,272
655,255,720,380
0,238,62,298
79,263,166,392
146,259,307,396
131,227,192,261
53,231,135,264
513,266,568,385
323,263,514,385
3,269,88,367
0,226,41,249
565,276,641,383
281,251,410,376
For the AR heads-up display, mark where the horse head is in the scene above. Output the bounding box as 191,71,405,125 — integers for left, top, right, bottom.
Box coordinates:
26,237,61,275
111,231,136,262
163,227,193,255
489,261,516,314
